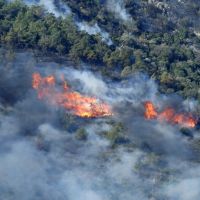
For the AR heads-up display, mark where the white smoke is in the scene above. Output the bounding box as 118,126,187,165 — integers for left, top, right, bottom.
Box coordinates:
162,160,200,200
7,1,113,45
76,22,113,45
53,67,158,109
182,99,199,113
65,70,108,97
7,0,71,18
165,177,200,200
107,0,131,21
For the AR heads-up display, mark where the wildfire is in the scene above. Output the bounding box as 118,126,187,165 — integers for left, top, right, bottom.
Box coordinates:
144,101,197,128
32,73,113,118
144,101,158,119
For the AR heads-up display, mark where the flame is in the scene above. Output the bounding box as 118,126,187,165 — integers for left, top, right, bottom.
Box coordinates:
144,101,197,128
32,73,113,118
144,101,158,119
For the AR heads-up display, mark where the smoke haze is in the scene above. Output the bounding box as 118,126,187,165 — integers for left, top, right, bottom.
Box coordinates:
0,49,200,200
7,0,71,17
107,0,131,21
76,22,113,45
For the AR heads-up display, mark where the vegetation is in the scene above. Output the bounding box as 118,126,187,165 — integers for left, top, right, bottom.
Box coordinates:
0,0,200,102
75,128,88,141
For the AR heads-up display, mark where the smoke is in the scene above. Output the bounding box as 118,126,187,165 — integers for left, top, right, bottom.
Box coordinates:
0,49,200,200
76,22,113,45
182,99,199,113
57,68,158,105
60,69,108,98
7,0,71,18
6,1,112,45
107,0,131,21
165,175,200,200
161,159,200,200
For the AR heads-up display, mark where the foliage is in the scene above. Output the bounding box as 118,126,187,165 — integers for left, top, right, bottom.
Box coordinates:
0,0,200,102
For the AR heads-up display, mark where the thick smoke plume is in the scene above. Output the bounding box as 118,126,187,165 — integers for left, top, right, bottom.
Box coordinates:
0,49,200,200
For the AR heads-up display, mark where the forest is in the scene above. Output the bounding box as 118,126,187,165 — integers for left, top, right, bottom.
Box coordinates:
0,0,200,101
0,1,200,200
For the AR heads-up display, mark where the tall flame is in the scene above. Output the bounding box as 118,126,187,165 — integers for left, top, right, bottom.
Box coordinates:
32,73,113,118
144,101,197,128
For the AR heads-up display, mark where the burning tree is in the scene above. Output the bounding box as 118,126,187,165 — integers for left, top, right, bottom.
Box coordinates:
144,101,197,128
32,72,113,118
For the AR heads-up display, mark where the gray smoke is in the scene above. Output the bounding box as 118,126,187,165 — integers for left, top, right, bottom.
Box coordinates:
0,49,199,200
107,0,131,21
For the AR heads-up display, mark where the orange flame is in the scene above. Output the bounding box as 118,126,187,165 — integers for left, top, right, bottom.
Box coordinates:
144,101,158,119
144,101,197,128
32,73,113,118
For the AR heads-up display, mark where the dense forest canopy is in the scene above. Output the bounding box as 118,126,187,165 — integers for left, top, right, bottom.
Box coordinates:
0,0,200,102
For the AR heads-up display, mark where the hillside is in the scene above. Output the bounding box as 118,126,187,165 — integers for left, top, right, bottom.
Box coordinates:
0,1,200,200
0,0,200,101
